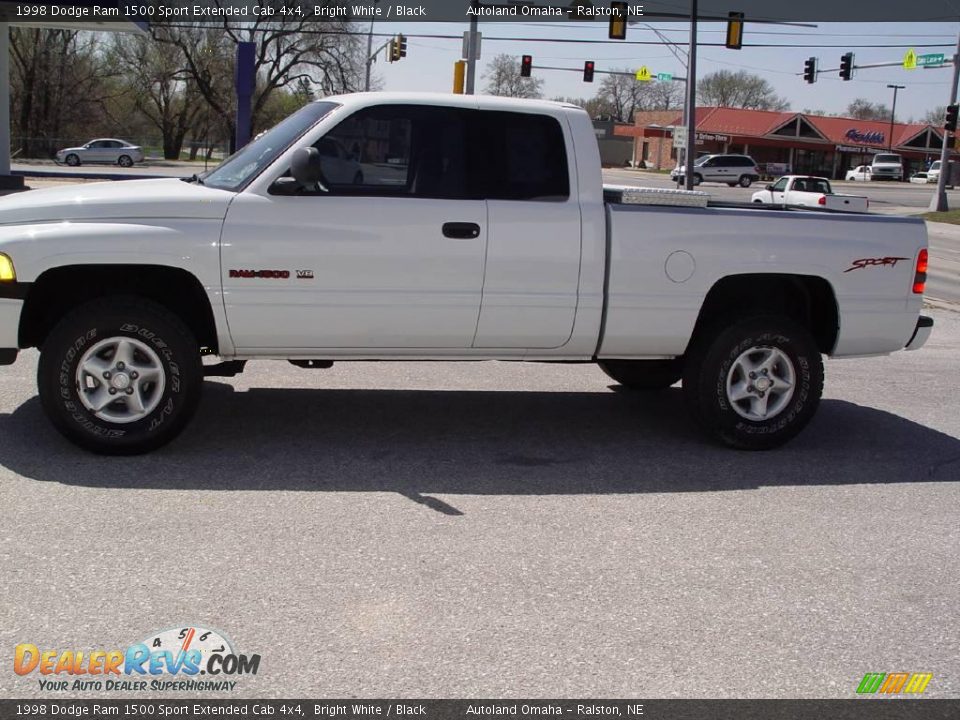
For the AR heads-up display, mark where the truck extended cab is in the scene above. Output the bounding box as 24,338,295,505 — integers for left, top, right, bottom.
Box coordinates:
0,93,933,454
751,175,869,213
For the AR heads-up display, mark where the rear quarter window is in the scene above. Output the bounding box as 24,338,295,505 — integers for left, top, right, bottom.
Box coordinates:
476,111,569,201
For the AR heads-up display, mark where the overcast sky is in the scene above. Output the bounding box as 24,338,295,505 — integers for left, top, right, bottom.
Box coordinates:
368,21,957,122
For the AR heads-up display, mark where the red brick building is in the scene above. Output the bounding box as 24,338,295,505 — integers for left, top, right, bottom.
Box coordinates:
618,106,949,179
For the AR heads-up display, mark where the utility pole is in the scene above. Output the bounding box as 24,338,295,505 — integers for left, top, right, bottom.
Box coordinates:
930,28,960,212
363,0,380,91
465,0,479,94
886,84,904,152
683,0,699,191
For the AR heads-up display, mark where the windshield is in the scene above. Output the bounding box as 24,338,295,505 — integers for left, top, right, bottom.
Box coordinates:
873,154,901,164
202,101,340,191
694,155,711,166
931,161,941,170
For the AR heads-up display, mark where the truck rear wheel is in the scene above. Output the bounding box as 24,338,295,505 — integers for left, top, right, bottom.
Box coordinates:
37,297,203,455
682,316,823,450
599,359,681,390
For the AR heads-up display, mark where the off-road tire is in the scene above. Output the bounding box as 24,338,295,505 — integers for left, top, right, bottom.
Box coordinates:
38,297,202,455
682,315,823,450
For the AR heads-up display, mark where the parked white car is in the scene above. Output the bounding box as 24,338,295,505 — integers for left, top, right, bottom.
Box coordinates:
846,165,872,181
927,160,942,182
0,92,932,454
752,175,869,212
55,139,145,167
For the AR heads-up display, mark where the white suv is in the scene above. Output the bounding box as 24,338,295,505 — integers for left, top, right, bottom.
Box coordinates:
671,154,761,187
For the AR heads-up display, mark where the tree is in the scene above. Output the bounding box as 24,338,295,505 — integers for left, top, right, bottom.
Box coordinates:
152,10,367,144
108,34,204,159
923,106,947,125
846,98,892,121
696,70,789,111
9,29,116,157
482,54,544,99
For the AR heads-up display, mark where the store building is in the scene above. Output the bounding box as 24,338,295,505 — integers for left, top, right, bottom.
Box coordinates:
621,106,950,179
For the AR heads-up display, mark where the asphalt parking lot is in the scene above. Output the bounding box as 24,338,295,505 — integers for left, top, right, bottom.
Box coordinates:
1,308,958,699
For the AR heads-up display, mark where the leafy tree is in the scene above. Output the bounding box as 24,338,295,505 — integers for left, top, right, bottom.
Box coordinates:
846,98,892,121
696,70,788,111
482,54,544,99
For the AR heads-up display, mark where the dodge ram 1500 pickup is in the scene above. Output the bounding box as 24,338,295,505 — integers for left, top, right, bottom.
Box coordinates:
0,93,933,454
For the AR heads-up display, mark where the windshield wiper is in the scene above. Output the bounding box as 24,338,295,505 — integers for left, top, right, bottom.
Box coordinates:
181,173,205,185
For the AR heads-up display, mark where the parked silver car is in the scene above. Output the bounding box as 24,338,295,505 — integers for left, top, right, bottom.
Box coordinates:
55,139,145,167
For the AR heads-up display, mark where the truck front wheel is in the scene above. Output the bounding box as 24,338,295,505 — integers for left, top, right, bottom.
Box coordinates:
37,297,203,455
599,359,681,390
682,316,823,450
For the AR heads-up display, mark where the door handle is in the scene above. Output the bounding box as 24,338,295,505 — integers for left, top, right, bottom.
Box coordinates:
442,222,481,239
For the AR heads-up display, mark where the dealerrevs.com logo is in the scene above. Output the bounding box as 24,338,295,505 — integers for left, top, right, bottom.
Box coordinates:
14,625,260,693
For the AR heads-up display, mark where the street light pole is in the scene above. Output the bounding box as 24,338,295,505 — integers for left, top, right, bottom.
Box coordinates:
886,84,904,152
930,28,960,212
683,0,699,191
465,0,479,94
364,0,380,92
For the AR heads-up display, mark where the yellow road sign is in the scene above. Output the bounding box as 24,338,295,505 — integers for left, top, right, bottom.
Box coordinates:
904,48,917,70
635,66,652,82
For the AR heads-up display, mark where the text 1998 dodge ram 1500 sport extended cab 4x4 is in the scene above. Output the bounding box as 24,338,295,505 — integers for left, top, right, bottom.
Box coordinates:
0,93,934,454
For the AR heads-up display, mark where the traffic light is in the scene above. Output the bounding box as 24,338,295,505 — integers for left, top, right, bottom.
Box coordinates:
608,1,627,40
725,11,744,50
803,57,817,84
945,104,959,133
583,60,595,83
389,34,407,62
521,54,532,78
839,52,854,81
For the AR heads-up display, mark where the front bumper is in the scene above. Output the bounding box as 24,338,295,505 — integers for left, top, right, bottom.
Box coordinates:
905,315,933,351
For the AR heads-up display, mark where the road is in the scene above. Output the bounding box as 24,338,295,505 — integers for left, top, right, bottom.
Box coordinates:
1,310,958,699
602,168,959,211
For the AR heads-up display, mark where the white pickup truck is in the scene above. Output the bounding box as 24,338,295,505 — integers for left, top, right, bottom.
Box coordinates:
751,176,869,213
0,93,933,454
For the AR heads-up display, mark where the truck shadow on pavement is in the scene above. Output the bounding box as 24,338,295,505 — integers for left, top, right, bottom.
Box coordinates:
1,382,958,500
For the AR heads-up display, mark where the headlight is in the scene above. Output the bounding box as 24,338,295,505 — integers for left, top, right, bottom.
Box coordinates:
0,253,15,281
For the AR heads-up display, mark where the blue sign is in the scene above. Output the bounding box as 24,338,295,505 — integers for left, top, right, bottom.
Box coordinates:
845,128,885,145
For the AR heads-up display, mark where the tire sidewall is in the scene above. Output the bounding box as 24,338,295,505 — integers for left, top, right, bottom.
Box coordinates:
118,155,133,167
39,306,200,453
65,154,79,166
697,320,822,448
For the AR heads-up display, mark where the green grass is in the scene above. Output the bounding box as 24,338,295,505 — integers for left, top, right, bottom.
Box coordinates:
922,210,960,225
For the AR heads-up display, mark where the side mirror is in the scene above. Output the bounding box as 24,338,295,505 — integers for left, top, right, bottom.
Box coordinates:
766,184,774,191
290,147,327,188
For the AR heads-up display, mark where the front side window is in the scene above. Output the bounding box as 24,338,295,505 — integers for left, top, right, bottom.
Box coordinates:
771,178,788,191
203,101,340,192
311,104,471,198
